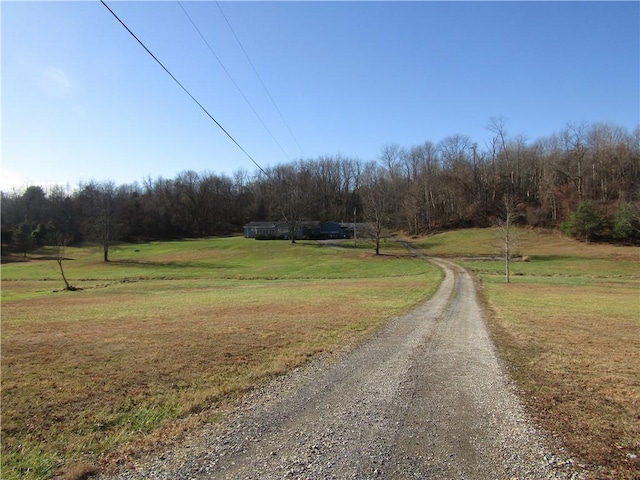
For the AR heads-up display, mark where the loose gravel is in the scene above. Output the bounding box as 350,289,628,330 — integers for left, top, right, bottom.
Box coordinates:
100,255,583,480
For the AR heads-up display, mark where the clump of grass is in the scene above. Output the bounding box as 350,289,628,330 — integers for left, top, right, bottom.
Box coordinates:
61,463,98,480
1,448,60,480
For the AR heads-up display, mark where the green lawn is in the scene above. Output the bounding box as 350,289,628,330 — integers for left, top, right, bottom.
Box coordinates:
1,237,425,286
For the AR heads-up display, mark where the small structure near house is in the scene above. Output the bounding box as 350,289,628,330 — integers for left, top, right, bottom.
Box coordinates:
339,222,367,239
297,221,321,240
320,222,348,239
243,221,286,239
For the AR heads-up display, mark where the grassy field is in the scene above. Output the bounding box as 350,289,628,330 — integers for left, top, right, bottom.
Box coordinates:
414,228,640,479
3,231,638,479
1,237,441,479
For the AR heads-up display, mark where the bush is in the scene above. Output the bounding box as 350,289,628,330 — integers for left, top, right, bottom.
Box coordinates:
561,201,603,243
613,203,640,242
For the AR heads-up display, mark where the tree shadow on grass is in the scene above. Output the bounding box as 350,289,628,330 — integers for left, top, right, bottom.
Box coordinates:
1,254,76,263
109,259,237,270
529,255,582,262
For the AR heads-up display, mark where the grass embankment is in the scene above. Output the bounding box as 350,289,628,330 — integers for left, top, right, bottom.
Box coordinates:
414,228,640,480
1,237,441,479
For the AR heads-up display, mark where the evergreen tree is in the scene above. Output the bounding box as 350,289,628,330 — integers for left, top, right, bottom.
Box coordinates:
613,203,640,242
13,222,36,257
561,201,603,243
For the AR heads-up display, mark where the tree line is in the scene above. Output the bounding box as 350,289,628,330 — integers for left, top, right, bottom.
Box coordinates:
2,120,639,258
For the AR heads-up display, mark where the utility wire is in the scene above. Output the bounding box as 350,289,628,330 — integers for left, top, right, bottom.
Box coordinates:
215,1,305,157
177,0,291,162
100,0,268,176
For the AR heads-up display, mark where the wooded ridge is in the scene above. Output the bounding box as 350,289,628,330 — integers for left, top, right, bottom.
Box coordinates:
3,120,639,256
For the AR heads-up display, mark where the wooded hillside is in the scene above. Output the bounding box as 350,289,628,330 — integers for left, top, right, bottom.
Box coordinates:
2,120,639,253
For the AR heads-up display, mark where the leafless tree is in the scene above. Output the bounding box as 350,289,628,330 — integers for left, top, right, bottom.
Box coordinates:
362,162,392,255
560,121,589,202
78,181,119,262
494,195,519,283
55,234,77,291
487,115,510,164
378,143,403,178
271,162,313,243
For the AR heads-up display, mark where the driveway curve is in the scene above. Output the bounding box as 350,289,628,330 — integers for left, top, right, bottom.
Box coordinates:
106,251,580,480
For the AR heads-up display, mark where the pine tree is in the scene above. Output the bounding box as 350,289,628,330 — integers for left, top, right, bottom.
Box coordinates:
13,222,36,257
561,202,603,243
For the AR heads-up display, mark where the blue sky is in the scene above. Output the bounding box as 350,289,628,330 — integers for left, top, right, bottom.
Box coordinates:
2,1,638,192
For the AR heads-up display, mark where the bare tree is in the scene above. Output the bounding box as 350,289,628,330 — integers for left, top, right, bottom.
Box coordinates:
55,234,77,291
271,162,313,243
362,162,392,255
437,134,473,225
487,115,510,164
378,143,403,177
398,147,423,235
560,121,589,202
494,195,518,283
78,181,119,262
98,182,116,262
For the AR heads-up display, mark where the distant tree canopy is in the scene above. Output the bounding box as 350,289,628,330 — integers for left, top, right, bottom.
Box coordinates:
1,121,639,253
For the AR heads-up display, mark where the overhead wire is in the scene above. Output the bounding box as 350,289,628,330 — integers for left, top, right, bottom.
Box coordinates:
100,0,268,176
215,1,305,157
176,0,291,162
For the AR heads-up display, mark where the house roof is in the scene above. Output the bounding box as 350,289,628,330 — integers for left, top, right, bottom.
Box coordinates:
244,220,323,228
243,221,277,227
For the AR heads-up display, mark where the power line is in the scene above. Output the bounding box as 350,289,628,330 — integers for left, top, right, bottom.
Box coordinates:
177,0,291,162
215,1,305,157
100,0,268,176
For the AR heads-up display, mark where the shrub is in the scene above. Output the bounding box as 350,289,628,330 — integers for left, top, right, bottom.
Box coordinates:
613,203,640,242
561,201,603,243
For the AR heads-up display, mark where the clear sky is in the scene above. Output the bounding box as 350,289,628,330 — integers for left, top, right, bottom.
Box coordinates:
2,1,639,192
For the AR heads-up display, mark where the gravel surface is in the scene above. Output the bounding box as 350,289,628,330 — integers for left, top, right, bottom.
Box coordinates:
101,254,583,480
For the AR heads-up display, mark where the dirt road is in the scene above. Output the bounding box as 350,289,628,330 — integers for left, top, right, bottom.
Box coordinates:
110,255,579,479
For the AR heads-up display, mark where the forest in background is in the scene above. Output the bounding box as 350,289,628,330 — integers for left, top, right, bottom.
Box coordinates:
2,119,639,257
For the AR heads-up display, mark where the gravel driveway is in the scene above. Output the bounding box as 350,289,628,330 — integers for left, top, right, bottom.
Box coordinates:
104,254,581,479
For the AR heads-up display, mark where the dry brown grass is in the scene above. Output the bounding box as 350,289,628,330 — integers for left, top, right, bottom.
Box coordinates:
60,463,98,480
482,280,640,479
1,272,435,479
